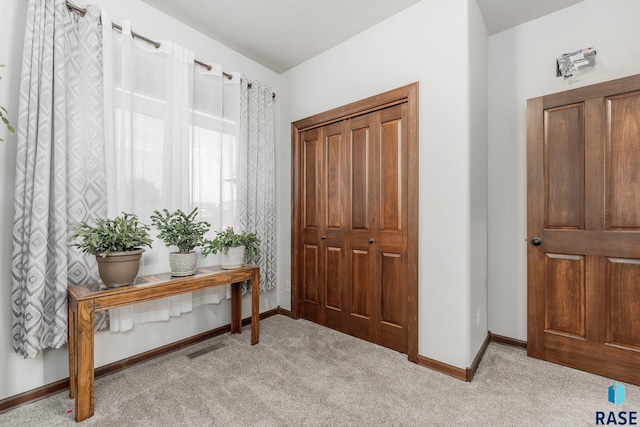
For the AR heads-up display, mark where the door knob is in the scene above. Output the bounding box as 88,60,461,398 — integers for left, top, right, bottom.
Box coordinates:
368,238,375,244
531,237,542,246
320,235,326,240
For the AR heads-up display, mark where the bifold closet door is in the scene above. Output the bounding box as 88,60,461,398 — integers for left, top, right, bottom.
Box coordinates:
299,122,348,331
298,103,409,354
375,104,408,353
347,104,408,353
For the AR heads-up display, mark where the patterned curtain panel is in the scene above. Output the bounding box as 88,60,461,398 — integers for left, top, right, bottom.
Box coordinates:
11,0,107,358
237,80,276,292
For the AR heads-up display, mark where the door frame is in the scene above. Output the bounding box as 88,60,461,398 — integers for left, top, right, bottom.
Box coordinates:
291,82,419,362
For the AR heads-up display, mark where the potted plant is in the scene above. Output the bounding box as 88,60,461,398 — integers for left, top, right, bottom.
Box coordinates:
0,64,16,142
202,227,260,269
150,207,210,276
70,212,153,288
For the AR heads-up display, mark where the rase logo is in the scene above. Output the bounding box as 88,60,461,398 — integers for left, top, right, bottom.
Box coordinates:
596,382,637,425
610,383,626,407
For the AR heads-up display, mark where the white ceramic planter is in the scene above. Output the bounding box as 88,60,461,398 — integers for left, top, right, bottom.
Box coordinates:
221,245,245,269
169,252,197,276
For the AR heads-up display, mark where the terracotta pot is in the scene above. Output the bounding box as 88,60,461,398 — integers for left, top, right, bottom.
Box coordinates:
221,245,245,269
95,248,144,288
169,252,197,276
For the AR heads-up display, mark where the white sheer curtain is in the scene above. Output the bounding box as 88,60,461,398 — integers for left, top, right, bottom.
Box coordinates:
101,12,241,332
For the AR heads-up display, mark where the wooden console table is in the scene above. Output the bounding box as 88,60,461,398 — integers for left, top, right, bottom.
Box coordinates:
67,265,260,422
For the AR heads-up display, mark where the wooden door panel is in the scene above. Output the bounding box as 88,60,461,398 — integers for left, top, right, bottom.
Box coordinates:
303,130,320,229
303,244,319,322
544,333,640,386
325,247,343,311
606,92,640,230
606,258,640,351
350,122,371,231
348,111,378,304
380,117,402,232
380,252,404,327
377,250,406,352
376,105,407,252
349,248,373,341
544,253,585,338
303,245,319,303
544,105,584,229
325,123,345,230
350,249,371,318
325,245,345,330
379,104,407,237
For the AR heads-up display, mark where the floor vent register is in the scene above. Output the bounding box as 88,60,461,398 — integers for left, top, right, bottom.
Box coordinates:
186,343,225,359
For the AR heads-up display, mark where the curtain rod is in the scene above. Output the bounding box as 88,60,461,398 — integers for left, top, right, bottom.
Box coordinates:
66,1,275,98
66,1,227,79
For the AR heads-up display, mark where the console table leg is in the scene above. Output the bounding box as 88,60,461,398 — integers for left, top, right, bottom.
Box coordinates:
75,301,95,422
231,282,241,334
68,300,76,399
251,270,260,345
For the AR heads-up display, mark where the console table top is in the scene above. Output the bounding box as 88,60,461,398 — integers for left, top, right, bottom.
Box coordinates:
68,264,259,303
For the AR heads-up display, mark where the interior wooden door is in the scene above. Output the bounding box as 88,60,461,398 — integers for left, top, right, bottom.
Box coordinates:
374,104,408,352
299,126,322,324
346,105,408,352
299,121,349,329
321,121,349,331
300,104,409,353
346,112,376,342
292,83,419,361
527,74,640,385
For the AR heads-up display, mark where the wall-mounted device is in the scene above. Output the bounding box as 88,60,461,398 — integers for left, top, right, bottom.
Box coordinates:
556,47,596,78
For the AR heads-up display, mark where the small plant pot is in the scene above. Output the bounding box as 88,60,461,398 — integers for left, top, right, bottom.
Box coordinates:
169,252,198,276
95,248,144,288
221,246,245,269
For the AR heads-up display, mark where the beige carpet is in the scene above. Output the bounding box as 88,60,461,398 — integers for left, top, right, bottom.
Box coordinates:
1,315,638,426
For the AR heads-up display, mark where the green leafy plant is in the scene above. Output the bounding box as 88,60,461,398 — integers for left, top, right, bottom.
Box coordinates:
150,207,210,253
0,64,16,142
70,212,153,257
202,227,260,257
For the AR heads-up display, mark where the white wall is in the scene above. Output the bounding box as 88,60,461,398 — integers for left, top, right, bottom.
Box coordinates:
1,0,33,399
0,0,282,400
280,0,477,369
488,0,640,340
467,0,489,365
